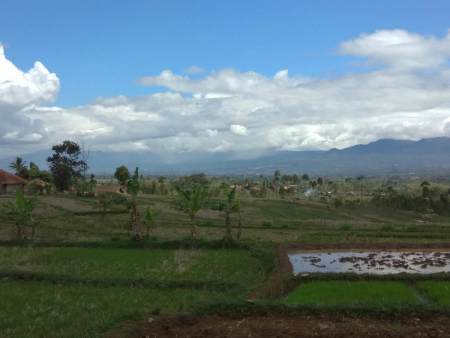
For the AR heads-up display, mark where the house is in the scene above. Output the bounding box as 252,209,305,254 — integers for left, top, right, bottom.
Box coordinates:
0,169,26,195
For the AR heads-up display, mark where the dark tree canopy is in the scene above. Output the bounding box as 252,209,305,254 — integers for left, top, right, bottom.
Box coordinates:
114,165,130,186
47,140,87,191
9,157,29,178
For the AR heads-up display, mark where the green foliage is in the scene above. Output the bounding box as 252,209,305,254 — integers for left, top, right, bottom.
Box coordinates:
176,184,208,216
3,191,35,239
283,281,421,308
74,176,96,197
372,184,450,215
142,207,157,237
214,186,241,241
0,280,234,338
9,157,28,178
0,246,271,337
333,197,343,208
176,184,209,238
262,220,273,227
126,168,143,239
114,165,130,186
126,167,140,197
47,141,87,191
417,281,450,306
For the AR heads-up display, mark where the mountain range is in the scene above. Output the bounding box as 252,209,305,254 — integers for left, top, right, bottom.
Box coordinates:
1,137,450,176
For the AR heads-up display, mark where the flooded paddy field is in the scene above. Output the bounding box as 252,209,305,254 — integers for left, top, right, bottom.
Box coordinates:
288,251,450,275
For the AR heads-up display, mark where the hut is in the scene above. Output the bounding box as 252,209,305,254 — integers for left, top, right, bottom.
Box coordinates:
0,169,26,194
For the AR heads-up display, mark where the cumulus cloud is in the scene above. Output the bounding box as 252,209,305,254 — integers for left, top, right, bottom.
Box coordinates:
1,29,450,158
339,29,450,70
0,44,59,155
230,124,248,136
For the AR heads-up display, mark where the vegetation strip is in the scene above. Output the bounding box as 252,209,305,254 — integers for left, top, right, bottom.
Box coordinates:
0,270,243,291
0,239,254,250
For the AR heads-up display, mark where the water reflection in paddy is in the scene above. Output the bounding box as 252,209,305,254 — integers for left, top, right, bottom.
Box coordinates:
288,251,450,275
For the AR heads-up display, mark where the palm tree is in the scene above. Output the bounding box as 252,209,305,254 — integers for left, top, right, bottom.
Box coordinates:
9,157,26,176
176,184,208,239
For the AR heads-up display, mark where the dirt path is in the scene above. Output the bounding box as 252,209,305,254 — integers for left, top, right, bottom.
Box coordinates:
109,313,450,338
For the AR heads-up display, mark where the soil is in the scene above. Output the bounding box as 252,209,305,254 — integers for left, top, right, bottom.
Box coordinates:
108,313,450,338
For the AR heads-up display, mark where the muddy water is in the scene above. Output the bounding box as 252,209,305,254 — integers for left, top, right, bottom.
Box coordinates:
288,251,450,275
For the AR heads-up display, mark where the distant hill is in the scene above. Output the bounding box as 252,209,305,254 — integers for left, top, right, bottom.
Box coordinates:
1,137,450,176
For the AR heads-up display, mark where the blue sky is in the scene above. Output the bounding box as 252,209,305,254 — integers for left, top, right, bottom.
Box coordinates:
2,0,450,107
1,0,450,157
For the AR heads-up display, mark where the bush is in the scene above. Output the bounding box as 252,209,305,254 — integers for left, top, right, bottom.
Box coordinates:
262,221,273,227
333,198,343,208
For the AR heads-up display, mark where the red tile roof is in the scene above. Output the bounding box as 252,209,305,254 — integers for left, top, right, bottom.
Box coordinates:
0,170,26,185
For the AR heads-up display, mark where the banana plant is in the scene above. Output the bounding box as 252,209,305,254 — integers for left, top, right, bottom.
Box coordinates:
4,190,35,240
218,185,241,242
175,184,208,239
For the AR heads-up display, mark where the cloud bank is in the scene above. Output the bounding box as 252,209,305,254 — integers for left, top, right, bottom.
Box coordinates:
1,29,450,157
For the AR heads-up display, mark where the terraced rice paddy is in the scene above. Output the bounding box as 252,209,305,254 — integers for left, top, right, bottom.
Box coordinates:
288,251,450,275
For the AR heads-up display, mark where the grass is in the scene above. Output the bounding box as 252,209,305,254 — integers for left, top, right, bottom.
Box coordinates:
0,245,274,337
417,281,450,306
0,246,272,292
2,193,450,244
0,280,234,338
282,281,421,308
1,193,450,336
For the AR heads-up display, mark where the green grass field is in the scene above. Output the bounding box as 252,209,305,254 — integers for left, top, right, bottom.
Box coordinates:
282,281,421,308
1,193,450,337
0,245,273,338
417,281,450,306
0,280,235,338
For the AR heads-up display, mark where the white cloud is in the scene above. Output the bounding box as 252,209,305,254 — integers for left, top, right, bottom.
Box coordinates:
0,44,59,151
184,65,204,75
1,29,450,158
339,29,450,70
230,124,248,136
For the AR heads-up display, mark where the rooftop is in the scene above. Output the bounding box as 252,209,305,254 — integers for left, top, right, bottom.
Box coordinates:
0,169,26,185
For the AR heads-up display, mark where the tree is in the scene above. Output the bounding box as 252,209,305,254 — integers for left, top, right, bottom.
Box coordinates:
176,184,208,239
114,166,130,186
217,186,241,242
127,167,143,239
9,157,29,178
142,207,157,238
47,141,87,191
302,174,309,181
273,170,281,183
3,190,35,240
28,162,41,179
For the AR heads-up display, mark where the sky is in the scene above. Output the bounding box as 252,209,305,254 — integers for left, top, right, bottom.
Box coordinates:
1,0,450,158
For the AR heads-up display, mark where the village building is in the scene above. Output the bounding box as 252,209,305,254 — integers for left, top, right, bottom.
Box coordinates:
0,169,26,195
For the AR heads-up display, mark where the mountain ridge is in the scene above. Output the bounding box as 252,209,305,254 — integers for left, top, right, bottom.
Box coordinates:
1,137,449,176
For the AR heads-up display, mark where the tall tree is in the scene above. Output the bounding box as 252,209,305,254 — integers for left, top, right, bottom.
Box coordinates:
127,167,143,239
9,157,29,178
28,162,41,179
218,186,241,242
114,165,130,186
47,141,86,191
176,184,208,239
